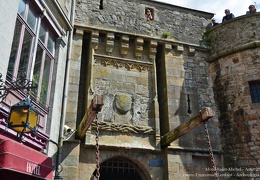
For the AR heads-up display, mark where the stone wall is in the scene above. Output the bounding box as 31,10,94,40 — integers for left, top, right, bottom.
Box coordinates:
0,0,19,80
162,46,220,150
167,150,222,179
75,0,213,44
208,13,260,176
81,30,160,150
159,42,222,180
66,29,84,130
61,141,81,180
64,0,223,179
77,147,164,180
72,0,220,151
69,30,222,179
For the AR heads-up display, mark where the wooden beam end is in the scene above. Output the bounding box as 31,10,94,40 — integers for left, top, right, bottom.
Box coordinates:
201,107,214,122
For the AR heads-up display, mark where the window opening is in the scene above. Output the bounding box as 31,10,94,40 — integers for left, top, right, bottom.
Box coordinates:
249,80,260,103
187,94,192,114
18,0,26,17
99,0,103,9
145,8,153,21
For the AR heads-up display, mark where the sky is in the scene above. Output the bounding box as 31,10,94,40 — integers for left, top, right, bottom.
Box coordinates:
155,0,260,22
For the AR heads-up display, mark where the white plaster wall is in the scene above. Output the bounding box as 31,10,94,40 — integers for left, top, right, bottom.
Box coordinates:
0,0,19,79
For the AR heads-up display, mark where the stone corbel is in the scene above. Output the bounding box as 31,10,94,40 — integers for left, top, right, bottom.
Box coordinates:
188,46,195,55
121,35,129,57
177,45,184,52
91,29,99,51
75,28,84,36
149,40,157,60
165,43,172,51
135,37,144,59
106,32,114,55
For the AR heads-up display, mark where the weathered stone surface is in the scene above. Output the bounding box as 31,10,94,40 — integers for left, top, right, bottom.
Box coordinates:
114,93,132,114
64,0,227,180
75,1,212,44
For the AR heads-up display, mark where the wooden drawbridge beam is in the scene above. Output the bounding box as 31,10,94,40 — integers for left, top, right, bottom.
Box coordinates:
76,95,103,140
160,107,214,147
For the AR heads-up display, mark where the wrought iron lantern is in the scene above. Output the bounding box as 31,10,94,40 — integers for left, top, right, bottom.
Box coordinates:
53,173,63,180
8,97,39,138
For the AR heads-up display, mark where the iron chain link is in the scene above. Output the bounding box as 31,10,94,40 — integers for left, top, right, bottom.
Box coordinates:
95,112,100,180
203,122,219,180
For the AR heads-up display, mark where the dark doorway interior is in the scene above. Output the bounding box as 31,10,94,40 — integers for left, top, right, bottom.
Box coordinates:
93,157,143,180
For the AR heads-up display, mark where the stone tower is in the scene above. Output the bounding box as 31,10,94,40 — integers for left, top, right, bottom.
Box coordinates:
208,13,260,176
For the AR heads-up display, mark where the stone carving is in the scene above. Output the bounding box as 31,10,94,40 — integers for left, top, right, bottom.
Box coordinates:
121,35,129,56
91,121,155,134
94,55,153,72
135,37,144,58
149,40,157,60
114,93,132,114
91,30,99,50
106,32,114,55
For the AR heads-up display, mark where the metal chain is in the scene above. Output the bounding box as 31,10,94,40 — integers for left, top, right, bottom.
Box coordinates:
95,112,100,180
203,122,219,180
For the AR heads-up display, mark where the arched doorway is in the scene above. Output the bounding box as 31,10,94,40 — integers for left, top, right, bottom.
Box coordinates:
92,157,147,180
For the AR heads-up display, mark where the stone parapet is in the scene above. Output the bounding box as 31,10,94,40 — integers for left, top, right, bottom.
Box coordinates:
207,13,260,62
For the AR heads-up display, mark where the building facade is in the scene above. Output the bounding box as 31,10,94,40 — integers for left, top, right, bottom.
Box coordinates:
0,0,259,180
63,1,221,180
0,0,73,179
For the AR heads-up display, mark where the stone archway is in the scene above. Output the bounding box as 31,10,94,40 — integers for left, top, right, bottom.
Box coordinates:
92,156,148,180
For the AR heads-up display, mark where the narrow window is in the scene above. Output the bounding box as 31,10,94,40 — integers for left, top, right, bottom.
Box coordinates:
100,0,103,9
249,80,260,103
187,94,192,114
145,8,153,21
